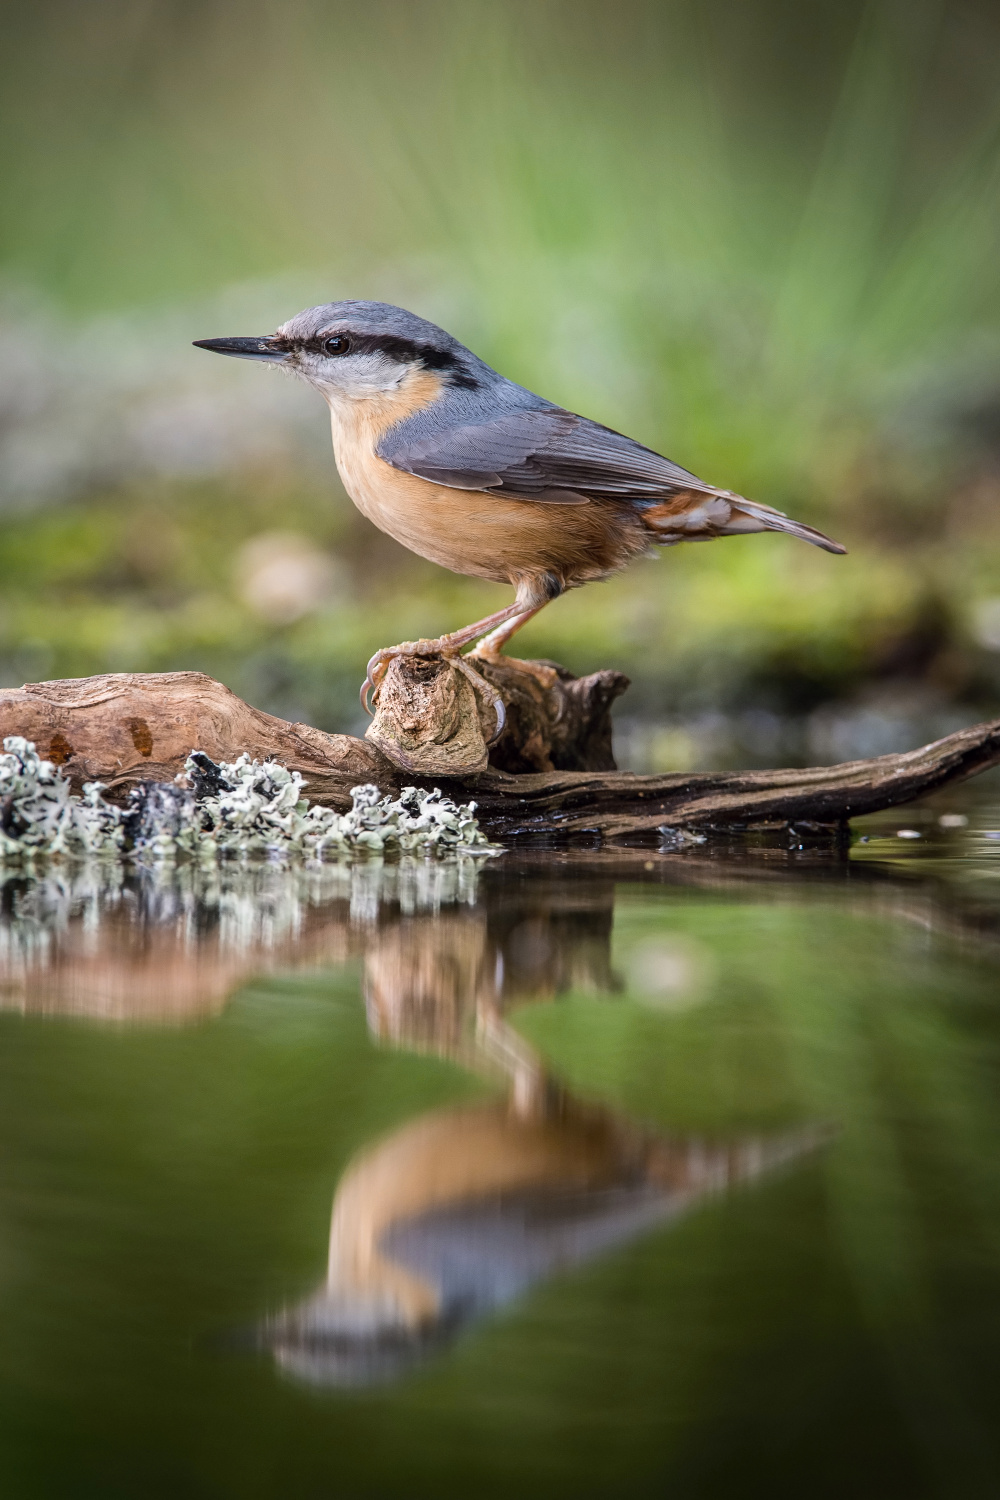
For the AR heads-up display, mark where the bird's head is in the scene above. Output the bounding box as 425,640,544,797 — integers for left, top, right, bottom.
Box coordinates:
194,300,487,414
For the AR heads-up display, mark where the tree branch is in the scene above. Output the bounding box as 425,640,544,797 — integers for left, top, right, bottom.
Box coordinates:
1,668,996,843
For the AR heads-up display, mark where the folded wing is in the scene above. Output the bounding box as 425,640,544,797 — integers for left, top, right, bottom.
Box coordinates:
377,406,846,554
378,406,708,500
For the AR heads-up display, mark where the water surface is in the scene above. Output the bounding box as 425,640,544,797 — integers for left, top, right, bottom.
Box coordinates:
2,785,1000,1498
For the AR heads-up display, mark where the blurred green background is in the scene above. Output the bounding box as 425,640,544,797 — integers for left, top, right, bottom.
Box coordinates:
2,0,1000,767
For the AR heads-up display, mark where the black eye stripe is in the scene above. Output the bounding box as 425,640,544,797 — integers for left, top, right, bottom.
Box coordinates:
281,330,481,389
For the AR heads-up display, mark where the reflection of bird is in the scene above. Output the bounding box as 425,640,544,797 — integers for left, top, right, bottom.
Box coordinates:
259,893,828,1387
195,302,846,714
261,1097,826,1388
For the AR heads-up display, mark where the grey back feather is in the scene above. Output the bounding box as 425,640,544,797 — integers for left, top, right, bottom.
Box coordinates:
379,405,708,499
286,301,709,502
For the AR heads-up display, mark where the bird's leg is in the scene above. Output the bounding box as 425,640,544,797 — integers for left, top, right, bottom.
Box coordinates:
465,604,546,663
361,602,525,716
363,577,562,737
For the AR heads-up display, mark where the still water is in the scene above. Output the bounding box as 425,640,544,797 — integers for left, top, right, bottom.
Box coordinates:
1,785,1000,1498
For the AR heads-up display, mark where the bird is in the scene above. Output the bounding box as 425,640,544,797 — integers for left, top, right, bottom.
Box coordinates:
194,301,845,726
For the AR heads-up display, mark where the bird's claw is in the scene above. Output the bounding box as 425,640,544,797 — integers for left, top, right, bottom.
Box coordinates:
360,648,391,715
452,656,507,745
360,660,383,716
361,641,438,716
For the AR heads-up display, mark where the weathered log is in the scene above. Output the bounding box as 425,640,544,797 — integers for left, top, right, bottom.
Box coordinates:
0,670,389,809
0,669,998,843
466,721,1000,841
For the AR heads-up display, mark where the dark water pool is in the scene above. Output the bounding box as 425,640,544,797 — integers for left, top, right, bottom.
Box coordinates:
2,783,1000,1498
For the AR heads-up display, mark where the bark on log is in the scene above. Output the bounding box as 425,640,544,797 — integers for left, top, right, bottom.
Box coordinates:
0,669,998,843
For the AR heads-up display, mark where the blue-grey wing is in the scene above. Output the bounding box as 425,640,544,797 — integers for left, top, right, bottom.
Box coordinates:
376,407,709,501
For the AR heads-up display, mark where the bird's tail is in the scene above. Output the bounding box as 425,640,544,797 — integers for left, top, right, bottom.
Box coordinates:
718,494,847,554
642,489,847,555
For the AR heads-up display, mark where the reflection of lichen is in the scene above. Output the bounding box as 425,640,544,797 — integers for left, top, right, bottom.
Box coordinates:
0,738,498,865
0,853,487,1018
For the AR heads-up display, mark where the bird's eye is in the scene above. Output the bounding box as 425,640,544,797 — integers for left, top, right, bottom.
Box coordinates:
323,334,351,356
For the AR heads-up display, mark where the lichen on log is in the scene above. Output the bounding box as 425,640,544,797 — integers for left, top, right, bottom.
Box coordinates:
0,668,997,844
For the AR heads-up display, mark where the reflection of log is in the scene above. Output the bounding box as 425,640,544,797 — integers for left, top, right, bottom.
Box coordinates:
0,915,255,1024
6,843,995,1034
0,867,360,1023
2,670,999,842
0,856,624,1034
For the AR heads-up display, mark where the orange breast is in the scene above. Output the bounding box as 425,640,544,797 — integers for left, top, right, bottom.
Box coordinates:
329,400,644,590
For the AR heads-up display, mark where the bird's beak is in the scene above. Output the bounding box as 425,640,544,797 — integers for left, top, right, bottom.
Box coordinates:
192,336,289,363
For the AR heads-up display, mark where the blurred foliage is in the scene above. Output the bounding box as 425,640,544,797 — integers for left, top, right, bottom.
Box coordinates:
1,0,1000,758
3,475,1000,749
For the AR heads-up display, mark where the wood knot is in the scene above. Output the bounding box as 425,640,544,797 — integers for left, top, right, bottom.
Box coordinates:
126,716,154,757
365,655,491,775
47,731,74,766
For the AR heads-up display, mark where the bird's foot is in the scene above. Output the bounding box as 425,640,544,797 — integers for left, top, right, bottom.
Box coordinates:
361,639,438,715
463,641,504,665
361,642,507,745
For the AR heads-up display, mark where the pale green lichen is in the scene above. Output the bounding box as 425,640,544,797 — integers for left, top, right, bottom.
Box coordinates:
0,738,498,864
0,738,124,860
158,755,497,862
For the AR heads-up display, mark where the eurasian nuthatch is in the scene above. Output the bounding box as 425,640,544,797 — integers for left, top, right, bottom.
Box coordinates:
195,302,845,718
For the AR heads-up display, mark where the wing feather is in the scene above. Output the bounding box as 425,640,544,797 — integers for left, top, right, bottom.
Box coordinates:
377,407,710,502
